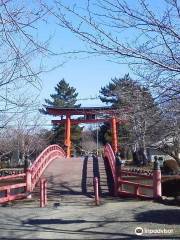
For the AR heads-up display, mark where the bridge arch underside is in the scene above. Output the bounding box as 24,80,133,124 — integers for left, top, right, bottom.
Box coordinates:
46,106,123,157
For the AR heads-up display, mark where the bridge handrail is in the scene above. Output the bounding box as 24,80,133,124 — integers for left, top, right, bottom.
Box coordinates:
0,144,65,204
30,144,65,172
103,144,161,199
0,173,26,204
29,144,66,191
0,173,26,181
93,177,100,205
103,143,116,183
0,182,27,203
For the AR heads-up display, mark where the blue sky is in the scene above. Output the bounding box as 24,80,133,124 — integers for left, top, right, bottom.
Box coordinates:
40,54,131,107
38,0,165,108
38,8,133,108
2,0,175,129
3,0,134,128
35,0,166,125
36,16,132,127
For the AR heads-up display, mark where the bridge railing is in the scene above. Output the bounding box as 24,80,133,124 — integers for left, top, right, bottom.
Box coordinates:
0,173,26,181
117,168,154,199
0,144,65,204
0,173,26,203
0,182,27,203
103,144,162,200
28,144,66,191
93,177,100,205
103,143,117,196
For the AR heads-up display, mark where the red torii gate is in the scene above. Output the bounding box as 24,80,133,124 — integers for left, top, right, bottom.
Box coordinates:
46,106,120,157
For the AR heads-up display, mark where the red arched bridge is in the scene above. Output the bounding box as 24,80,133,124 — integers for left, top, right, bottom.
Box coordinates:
0,144,162,206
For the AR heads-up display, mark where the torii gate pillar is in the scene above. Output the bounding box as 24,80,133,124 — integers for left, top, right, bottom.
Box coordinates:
46,106,121,157
65,115,71,157
112,117,118,153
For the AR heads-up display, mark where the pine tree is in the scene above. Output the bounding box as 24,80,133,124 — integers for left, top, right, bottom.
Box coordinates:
40,79,80,115
40,79,82,151
99,74,161,165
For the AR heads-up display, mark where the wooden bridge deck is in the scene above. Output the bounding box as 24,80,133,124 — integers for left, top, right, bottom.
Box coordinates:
41,156,109,206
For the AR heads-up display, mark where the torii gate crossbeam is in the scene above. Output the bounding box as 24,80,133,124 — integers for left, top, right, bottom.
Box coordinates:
46,106,121,157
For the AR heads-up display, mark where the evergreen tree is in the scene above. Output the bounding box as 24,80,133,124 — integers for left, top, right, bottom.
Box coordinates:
99,74,161,165
40,79,82,152
40,79,80,115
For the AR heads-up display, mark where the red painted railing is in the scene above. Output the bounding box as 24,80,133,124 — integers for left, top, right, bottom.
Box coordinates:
0,144,65,204
40,178,47,208
27,145,65,191
0,173,26,203
0,183,27,203
104,144,161,200
117,171,153,199
0,173,26,181
104,143,117,196
93,177,100,205
104,143,116,182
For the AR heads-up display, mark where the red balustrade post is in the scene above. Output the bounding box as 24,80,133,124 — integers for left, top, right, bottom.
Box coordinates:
134,185,140,197
44,179,47,206
40,178,45,208
40,178,47,207
94,177,100,206
6,188,10,201
153,160,162,200
26,169,32,193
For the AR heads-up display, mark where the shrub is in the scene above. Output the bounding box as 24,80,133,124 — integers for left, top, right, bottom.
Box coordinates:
162,178,180,198
0,161,7,169
163,159,179,175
